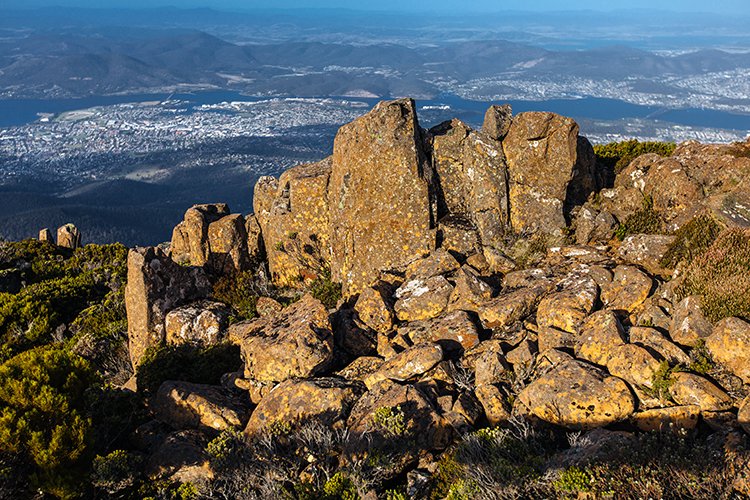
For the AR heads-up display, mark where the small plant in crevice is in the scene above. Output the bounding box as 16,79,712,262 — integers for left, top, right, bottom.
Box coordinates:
614,195,663,240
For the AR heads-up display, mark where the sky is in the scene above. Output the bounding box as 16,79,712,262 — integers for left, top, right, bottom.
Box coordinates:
3,0,749,14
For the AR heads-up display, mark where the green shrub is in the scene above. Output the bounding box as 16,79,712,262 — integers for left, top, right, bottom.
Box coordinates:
373,405,407,437
322,472,359,500
675,228,750,322
212,271,260,321
687,340,714,375
594,139,676,175
554,466,592,493
92,449,143,495
135,343,241,396
614,195,663,240
649,360,676,401
308,269,342,310
0,239,69,284
660,215,723,269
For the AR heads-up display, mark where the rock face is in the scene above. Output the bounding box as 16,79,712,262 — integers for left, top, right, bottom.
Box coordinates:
164,301,230,346
154,381,251,431
170,204,230,268
254,159,332,286
503,112,595,235
125,247,211,368
56,223,81,249
329,98,436,295
228,294,334,383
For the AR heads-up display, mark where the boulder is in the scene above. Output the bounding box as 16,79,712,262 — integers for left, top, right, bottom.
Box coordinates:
478,285,547,330
245,214,265,265
364,343,443,389
354,283,396,334
437,216,481,256
575,207,617,245
670,296,713,347
738,395,750,435
600,265,653,313
38,228,53,243
170,204,230,267
164,301,229,346
629,326,691,366
153,381,251,432
125,247,211,368
329,98,435,296
617,234,675,276
630,406,701,432
395,310,480,355
670,372,732,411
481,103,513,141
605,344,661,389
474,384,511,426
244,378,364,435
405,248,460,280
575,310,626,366
447,265,494,313
394,275,454,322
228,294,334,383
517,360,636,430
706,317,750,384
255,296,283,317
337,356,385,382
253,159,332,286
474,347,510,387
145,430,212,484
503,112,595,235
536,273,599,333
57,223,81,249
207,213,249,274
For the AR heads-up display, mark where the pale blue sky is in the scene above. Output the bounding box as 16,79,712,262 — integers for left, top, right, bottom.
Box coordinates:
3,0,749,14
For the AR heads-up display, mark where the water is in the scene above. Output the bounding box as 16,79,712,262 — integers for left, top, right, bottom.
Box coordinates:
0,90,748,132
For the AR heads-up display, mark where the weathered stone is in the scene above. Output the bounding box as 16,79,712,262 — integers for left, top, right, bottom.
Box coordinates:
575,310,626,366
482,103,513,141
438,216,482,256
605,344,661,389
245,214,264,264
228,294,334,383
405,248,460,280
517,360,636,430
170,204,230,267
255,296,283,317
706,317,750,384
448,265,494,314
670,372,732,411
330,99,435,296
635,302,673,332
538,326,576,353
153,381,250,432
254,159,332,286
125,247,211,368
503,112,594,235
629,326,691,366
451,391,483,427
207,213,249,274
337,356,385,382
394,275,454,322
575,207,617,245
670,295,713,347
474,347,510,387
164,301,229,346
738,395,750,435
483,247,517,274
56,223,81,249
478,286,547,330
347,380,451,450
630,406,701,432
355,283,396,334
506,338,537,371
145,430,212,483
536,273,599,333
364,343,443,389
332,307,378,359
618,234,675,276
600,265,653,313
474,384,511,426
38,228,53,243
396,310,480,355
245,378,364,435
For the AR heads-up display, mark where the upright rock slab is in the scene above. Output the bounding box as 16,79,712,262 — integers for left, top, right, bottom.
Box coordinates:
170,204,230,267
329,98,435,296
57,223,81,249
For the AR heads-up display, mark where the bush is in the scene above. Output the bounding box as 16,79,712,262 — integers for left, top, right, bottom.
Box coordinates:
553,466,592,493
373,405,407,437
594,139,676,175
135,343,241,396
92,449,143,495
308,269,342,310
614,195,663,240
660,215,723,269
675,228,750,322
212,271,264,321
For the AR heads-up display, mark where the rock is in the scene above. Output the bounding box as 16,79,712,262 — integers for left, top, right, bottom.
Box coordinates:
600,265,653,313
630,406,701,432
605,344,661,389
738,395,750,435
244,378,364,435
474,347,510,387
405,249,460,280
483,247,517,274
536,273,599,333
506,338,537,371
437,216,481,256
448,265,494,312
503,111,594,235
629,327,691,366
228,294,334,383
38,228,53,243
482,103,513,141
254,159,332,286
364,343,443,389
337,356,384,382
164,301,229,346
347,380,451,451
255,296,283,317
670,372,732,411
206,213,249,274
478,286,547,330
670,296,713,347
517,360,636,430
153,381,250,432
394,275,454,322
244,214,264,265
145,430,212,483
575,310,626,366
538,326,576,353
575,208,617,245
617,234,675,276
125,247,211,368
332,307,378,359
430,119,510,248
396,310,480,355
355,283,396,334
329,99,435,296
170,204,230,267
56,223,81,249
706,317,750,384
474,384,511,426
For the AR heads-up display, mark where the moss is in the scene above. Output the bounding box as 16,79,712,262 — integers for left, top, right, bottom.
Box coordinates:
675,228,750,322
614,195,663,240
660,215,723,269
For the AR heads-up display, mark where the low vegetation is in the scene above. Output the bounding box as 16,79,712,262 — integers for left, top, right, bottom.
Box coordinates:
614,194,663,240
594,139,676,176
660,214,723,269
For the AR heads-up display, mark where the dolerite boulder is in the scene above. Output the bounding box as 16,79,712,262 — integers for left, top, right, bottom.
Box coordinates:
430,118,510,249
329,98,436,296
482,103,513,141
38,228,53,243
254,159,332,286
164,301,230,346
170,204,230,267
245,377,364,435
363,343,443,389
125,247,211,368
517,360,636,430
706,317,750,384
57,223,81,249
503,112,595,236
153,381,251,432
228,294,334,383
206,213,249,275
